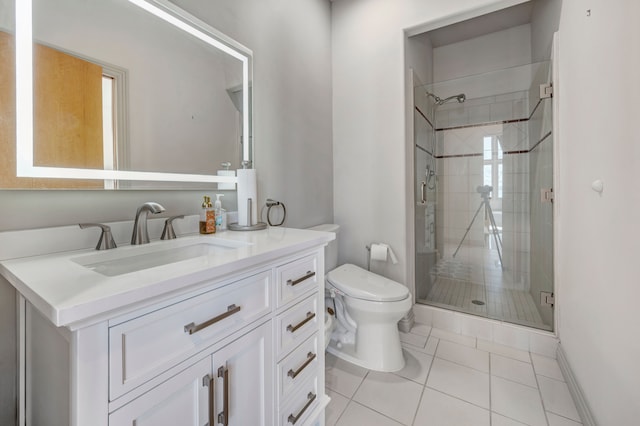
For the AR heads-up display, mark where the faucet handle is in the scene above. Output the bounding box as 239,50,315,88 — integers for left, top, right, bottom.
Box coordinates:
161,215,185,240
79,223,118,250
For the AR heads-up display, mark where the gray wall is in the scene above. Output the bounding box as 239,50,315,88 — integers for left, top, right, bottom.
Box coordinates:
0,0,332,423
530,0,562,63
557,0,640,423
331,0,527,285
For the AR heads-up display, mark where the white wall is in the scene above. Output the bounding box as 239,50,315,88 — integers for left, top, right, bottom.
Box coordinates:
334,2,640,423
0,0,333,230
406,33,434,87
0,1,332,423
433,23,532,82
530,0,562,62
173,0,334,230
556,0,640,423
332,0,529,284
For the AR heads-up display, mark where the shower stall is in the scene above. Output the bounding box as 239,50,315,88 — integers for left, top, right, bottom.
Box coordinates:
414,61,554,331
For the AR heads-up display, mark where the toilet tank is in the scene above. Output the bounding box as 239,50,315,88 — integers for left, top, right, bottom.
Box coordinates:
307,224,339,272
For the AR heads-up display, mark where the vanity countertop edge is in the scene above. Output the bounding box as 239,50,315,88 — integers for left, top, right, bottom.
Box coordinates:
0,227,334,329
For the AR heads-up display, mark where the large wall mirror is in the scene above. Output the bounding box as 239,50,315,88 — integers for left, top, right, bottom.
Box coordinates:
0,0,252,189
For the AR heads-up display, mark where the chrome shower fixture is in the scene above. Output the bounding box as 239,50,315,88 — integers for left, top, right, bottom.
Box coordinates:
426,164,435,177
426,91,466,105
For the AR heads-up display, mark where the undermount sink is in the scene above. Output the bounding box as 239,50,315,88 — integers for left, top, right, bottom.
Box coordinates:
71,238,250,277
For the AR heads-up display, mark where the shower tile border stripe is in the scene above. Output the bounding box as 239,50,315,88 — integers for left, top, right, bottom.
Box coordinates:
434,153,483,159
525,130,552,153
415,105,435,129
435,116,529,132
432,98,546,132
416,144,434,157
434,129,552,158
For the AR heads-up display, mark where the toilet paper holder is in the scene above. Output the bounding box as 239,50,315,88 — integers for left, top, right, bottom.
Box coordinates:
365,243,399,271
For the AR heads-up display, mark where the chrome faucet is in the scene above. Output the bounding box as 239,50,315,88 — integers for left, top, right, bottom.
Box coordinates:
131,202,166,245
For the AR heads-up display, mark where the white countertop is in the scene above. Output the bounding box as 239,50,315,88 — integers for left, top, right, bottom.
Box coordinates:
0,227,333,329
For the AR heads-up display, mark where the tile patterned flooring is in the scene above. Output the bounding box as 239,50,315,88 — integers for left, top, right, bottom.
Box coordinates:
325,324,581,426
419,244,548,329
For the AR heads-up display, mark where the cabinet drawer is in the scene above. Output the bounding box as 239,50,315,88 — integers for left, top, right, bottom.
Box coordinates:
276,294,318,358
276,254,319,308
279,375,319,426
277,333,319,404
109,271,271,400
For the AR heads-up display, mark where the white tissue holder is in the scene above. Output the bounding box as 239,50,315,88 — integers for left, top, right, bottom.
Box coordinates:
365,243,399,271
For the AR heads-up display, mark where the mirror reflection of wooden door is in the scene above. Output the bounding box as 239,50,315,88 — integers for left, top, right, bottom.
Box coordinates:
1,31,105,189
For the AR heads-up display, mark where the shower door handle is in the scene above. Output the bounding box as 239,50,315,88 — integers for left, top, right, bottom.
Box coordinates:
420,181,427,204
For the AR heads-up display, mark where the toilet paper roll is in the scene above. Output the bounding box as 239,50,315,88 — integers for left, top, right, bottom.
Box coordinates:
217,170,236,190
382,243,399,264
370,243,400,264
370,243,389,262
237,168,257,226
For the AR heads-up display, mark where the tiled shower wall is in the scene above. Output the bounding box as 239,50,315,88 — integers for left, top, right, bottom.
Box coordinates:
435,92,532,291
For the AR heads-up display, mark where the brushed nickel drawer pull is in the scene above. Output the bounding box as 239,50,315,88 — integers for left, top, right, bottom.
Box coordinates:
287,270,316,286
287,312,315,333
287,352,316,379
288,392,316,424
203,374,215,426
184,304,241,335
217,365,229,426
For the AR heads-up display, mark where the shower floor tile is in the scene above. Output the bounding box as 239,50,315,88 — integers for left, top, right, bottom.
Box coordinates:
424,278,544,327
420,240,548,329
325,325,583,426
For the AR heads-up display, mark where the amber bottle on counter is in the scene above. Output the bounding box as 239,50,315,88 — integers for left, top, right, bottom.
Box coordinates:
199,196,216,234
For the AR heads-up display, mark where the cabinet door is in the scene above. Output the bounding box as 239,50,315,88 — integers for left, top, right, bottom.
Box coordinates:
212,321,273,426
109,357,212,426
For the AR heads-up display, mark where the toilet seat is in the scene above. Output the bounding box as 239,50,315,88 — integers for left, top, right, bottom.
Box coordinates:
326,264,409,302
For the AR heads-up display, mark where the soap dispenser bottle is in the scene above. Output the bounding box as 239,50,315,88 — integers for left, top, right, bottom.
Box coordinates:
199,196,216,234
214,194,226,231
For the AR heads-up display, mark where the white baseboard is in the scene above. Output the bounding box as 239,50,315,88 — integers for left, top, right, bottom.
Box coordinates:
413,304,558,357
556,344,597,426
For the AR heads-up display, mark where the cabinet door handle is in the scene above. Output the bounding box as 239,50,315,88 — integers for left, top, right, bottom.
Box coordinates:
217,365,229,426
287,312,315,333
184,304,241,335
287,352,316,379
287,271,315,286
203,374,215,426
288,392,317,425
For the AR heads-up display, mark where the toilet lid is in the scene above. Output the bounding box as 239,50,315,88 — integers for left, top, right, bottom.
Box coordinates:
326,264,409,302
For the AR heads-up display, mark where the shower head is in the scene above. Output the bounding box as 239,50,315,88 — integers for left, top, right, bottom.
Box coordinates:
426,91,466,106
437,93,466,105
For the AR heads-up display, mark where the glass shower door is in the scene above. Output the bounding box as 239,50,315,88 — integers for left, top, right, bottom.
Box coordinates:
414,62,555,331
414,84,438,302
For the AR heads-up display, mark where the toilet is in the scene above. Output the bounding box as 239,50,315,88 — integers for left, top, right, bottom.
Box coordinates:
310,224,412,372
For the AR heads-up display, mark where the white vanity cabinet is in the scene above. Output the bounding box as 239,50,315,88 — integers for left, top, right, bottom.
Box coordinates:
107,268,274,426
0,227,333,426
109,321,272,426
